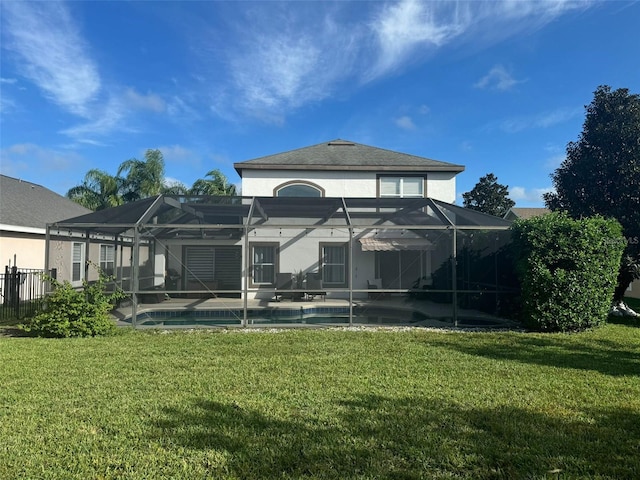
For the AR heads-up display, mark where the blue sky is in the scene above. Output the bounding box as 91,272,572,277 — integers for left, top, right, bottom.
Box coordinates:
1,0,639,207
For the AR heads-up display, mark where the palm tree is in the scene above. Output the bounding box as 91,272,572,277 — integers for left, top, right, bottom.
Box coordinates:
189,169,237,196
117,149,166,202
66,169,123,211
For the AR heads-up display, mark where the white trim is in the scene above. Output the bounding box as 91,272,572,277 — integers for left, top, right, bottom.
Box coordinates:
0,224,46,235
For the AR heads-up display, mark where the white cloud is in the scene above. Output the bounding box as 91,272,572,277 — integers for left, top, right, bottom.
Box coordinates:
2,1,100,117
369,0,468,77
217,4,362,121
206,0,594,122
395,115,416,130
0,143,85,179
60,95,129,140
474,65,521,91
124,88,166,113
0,78,18,84
509,186,553,204
495,106,583,133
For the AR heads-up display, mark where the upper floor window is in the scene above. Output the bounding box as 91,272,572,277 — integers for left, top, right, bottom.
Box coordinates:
379,176,424,198
275,181,324,197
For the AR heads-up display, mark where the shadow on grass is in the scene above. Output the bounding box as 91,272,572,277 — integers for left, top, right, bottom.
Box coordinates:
154,395,640,479
425,333,640,377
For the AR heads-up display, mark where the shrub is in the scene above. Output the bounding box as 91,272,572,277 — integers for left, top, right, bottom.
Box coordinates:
511,212,624,332
23,267,126,338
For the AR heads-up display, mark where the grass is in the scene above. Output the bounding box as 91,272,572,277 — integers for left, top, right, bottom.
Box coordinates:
1,320,640,480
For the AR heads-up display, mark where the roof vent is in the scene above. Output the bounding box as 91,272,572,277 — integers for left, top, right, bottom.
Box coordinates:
328,140,355,146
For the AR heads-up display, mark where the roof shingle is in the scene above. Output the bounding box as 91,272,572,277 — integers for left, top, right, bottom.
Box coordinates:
234,139,464,175
0,175,92,230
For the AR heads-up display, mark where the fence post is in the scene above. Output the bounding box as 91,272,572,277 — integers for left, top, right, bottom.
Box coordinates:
9,266,20,312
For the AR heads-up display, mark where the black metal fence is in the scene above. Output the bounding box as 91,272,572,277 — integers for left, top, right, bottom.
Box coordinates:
0,266,55,320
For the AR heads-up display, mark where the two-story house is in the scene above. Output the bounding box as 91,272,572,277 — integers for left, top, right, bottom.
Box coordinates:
50,139,514,326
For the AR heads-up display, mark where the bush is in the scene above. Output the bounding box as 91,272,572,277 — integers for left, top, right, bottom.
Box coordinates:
511,212,624,332
23,268,126,338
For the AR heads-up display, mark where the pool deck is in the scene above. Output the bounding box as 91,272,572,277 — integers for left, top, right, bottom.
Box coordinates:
113,295,515,329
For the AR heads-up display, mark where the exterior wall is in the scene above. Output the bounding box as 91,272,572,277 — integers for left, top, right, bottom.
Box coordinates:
241,169,457,202
628,279,640,300
0,231,46,269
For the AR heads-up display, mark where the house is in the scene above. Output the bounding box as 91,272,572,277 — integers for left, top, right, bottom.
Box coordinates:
503,207,550,221
49,140,514,326
0,174,91,273
235,139,463,202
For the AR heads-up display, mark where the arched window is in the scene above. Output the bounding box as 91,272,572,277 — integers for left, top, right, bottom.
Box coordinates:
274,181,324,197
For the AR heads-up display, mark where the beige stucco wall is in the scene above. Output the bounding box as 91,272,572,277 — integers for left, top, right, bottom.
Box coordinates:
0,232,46,269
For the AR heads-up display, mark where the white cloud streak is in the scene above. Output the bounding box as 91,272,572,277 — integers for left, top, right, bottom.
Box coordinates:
0,143,85,180
209,0,594,122
395,116,417,130
475,65,521,91
1,3,169,141
495,106,583,133
509,186,553,204
2,1,100,117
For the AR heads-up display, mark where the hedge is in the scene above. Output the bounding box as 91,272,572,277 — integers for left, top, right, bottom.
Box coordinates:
511,212,624,332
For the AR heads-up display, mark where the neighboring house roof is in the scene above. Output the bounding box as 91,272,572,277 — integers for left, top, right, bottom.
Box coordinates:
0,174,91,233
503,207,551,221
234,139,465,175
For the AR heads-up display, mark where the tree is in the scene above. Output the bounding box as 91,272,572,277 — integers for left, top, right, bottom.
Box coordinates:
544,85,640,313
462,173,515,217
66,169,123,211
67,149,237,211
117,149,166,202
189,169,237,196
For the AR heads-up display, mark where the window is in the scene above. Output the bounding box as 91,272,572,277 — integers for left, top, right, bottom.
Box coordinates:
379,176,424,198
99,244,115,276
72,242,85,285
275,181,324,197
251,244,278,285
320,244,347,286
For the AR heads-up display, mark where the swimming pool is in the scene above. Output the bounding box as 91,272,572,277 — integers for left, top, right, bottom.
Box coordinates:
121,305,509,328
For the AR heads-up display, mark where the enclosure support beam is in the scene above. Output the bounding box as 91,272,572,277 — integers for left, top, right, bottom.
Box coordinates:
44,225,51,285
452,227,458,327
131,226,140,328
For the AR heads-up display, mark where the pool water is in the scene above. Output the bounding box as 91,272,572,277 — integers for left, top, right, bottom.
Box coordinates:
122,306,508,328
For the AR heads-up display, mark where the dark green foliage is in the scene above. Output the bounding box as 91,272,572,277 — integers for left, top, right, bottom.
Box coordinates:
544,85,640,299
462,173,515,217
511,212,624,332
22,268,126,338
67,149,237,210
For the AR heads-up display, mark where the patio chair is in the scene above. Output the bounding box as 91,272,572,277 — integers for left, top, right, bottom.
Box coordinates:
367,279,384,300
305,272,326,301
274,272,293,302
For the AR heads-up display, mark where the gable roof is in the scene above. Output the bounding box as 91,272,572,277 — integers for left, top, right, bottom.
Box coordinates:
503,207,551,220
0,175,92,232
234,139,465,176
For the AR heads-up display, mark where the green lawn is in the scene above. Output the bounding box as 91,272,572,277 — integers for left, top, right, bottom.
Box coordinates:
1,323,639,479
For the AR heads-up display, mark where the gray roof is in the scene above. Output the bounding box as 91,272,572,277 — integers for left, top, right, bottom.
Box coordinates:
503,207,551,220
234,139,465,176
0,175,92,230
